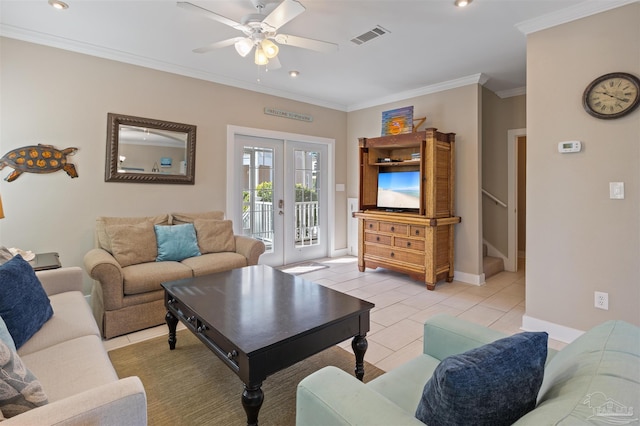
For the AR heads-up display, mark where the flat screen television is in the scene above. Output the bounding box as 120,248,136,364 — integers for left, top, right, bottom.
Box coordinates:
377,170,420,211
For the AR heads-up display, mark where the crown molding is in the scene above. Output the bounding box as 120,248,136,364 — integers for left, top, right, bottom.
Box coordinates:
516,0,639,35
347,73,489,112
496,86,526,99
0,24,349,112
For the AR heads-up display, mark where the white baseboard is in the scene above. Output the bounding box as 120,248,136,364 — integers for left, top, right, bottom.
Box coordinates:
453,270,485,286
521,314,585,344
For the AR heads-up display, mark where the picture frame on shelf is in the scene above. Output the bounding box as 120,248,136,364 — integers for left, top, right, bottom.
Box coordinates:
381,106,413,136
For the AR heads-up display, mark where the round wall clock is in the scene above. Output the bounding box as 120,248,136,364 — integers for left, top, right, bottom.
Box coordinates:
583,72,640,119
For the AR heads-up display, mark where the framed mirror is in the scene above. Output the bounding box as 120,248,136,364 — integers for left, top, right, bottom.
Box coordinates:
105,113,196,184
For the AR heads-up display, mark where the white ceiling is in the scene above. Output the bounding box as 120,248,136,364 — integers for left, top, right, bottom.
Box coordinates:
1,0,634,111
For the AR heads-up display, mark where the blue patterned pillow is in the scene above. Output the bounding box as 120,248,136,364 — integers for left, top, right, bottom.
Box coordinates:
0,255,53,349
0,315,48,417
415,331,548,426
155,223,201,262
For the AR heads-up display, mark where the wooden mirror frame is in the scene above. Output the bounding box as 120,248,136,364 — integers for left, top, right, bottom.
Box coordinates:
105,113,196,184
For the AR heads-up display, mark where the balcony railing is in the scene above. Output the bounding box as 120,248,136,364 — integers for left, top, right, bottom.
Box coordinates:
243,200,319,247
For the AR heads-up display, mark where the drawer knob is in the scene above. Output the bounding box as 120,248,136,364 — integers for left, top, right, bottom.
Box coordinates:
227,350,238,360
390,252,395,257
369,223,373,228
415,230,420,235
391,226,395,231
407,242,411,247
376,236,380,241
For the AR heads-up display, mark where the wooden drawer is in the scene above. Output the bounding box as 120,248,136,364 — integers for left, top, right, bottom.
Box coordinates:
394,237,425,251
379,222,408,235
166,298,198,328
364,232,392,246
364,220,379,231
410,225,426,238
365,243,424,266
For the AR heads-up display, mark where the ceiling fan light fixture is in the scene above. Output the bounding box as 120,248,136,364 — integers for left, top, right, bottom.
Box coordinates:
254,46,269,65
260,39,279,59
235,38,254,57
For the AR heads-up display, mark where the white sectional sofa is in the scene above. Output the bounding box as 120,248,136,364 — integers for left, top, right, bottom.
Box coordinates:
3,266,147,425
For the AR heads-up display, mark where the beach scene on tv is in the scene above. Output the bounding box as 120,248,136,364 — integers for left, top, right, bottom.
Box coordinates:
377,171,420,209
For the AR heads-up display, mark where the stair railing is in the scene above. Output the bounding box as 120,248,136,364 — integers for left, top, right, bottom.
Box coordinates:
482,188,507,208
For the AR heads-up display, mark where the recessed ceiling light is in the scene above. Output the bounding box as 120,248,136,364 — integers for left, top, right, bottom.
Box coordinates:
48,0,69,10
454,0,472,7
289,70,299,77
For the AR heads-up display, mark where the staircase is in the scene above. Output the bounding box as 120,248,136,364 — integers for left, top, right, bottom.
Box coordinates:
483,243,504,280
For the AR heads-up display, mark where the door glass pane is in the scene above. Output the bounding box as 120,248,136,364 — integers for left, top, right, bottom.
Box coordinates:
293,149,320,247
242,146,274,252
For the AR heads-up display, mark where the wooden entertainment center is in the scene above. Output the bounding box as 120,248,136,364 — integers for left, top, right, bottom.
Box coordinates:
353,128,461,290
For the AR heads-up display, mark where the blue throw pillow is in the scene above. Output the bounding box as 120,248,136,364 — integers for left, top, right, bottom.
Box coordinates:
155,223,201,262
415,331,548,426
0,255,54,349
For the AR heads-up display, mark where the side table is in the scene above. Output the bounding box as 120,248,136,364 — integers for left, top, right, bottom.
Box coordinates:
29,252,61,271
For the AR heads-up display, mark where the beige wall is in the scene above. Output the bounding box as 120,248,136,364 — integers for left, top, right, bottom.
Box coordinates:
0,38,347,293
526,3,640,329
347,85,483,279
481,89,526,256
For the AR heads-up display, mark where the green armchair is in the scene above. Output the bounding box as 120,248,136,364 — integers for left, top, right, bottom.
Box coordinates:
296,314,640,425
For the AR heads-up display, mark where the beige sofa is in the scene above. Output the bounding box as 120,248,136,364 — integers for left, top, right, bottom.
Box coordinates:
84,211,265,339
4,266,146,425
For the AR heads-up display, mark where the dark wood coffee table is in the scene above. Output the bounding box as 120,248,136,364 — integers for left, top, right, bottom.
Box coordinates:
162,264,375,426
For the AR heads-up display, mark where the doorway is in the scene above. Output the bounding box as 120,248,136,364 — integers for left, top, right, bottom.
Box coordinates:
226,126,334,266
507,128,527,271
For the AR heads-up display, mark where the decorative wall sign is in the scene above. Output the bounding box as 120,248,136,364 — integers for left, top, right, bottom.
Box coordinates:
264,107,313,122
0,144,78,182
381,106,414,136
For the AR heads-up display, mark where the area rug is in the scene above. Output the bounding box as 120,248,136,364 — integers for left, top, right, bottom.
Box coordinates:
278,261,330,275
109,330,385,426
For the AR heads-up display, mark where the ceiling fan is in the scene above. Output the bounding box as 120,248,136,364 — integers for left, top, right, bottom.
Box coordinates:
177,0,338,69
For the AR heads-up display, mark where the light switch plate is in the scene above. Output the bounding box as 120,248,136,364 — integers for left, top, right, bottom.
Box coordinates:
609,182,624,199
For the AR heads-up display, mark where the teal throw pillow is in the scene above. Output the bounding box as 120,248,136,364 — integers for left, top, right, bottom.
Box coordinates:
415,331,548,426
0,255,53,349
155,223,201,262
0,315,48,417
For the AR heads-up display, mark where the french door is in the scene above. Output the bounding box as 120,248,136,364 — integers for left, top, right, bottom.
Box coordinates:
227,127,331,266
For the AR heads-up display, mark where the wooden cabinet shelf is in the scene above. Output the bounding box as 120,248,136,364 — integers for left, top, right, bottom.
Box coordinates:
354,128,460,290
370,159,421,166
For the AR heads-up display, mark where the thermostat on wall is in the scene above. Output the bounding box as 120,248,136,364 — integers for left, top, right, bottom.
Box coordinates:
558,141,582,153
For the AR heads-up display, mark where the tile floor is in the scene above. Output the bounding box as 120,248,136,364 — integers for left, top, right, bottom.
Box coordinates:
103,256,566,372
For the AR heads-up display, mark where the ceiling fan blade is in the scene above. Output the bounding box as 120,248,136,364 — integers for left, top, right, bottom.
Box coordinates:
267,55,282,70
177,2,244,31
193,37,245,54
275,34,338,53
263,0,305,31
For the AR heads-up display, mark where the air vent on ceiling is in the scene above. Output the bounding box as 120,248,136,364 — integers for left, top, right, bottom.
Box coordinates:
350,25,389,45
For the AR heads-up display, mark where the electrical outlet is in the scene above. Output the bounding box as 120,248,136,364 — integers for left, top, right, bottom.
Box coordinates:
594,291,609,310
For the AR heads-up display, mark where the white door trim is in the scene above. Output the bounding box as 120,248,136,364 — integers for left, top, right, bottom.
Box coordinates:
506,128,526,272
226,125,336,262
